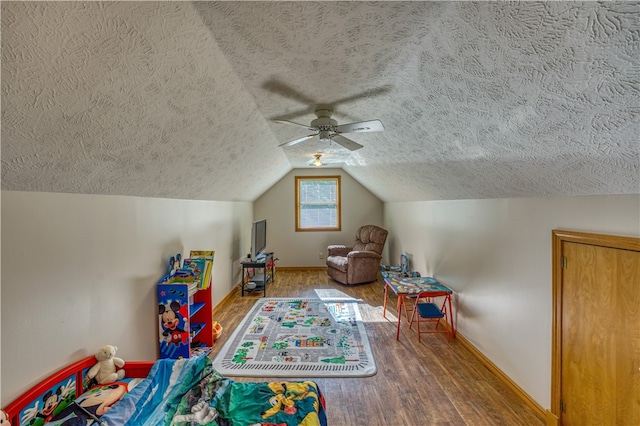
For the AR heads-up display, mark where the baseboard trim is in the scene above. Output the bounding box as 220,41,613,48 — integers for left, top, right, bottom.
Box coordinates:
213,281,241,315
276,266,327,271
455,332,547,423
214,267,328,312
545,409,559,426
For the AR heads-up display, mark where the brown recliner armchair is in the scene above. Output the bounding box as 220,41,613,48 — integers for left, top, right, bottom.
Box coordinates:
326,225,388,285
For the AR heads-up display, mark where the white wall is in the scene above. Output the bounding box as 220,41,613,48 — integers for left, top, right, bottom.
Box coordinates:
254,168,384,267
384,194,640,409
4,189,637,410
0,191,252,405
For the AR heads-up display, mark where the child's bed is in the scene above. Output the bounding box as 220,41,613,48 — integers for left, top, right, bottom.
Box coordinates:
2,354,327,426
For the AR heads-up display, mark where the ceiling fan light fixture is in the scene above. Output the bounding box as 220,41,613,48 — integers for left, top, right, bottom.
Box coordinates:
312,154,324,167
318,130,331,142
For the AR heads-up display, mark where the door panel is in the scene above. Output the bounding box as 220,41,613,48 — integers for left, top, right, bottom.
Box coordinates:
560,241,640,425
615,248,640,423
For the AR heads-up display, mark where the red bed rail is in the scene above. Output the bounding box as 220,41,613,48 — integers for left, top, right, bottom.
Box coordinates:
3,356,154,426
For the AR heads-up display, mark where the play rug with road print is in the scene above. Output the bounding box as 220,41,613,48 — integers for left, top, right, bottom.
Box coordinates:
212,297,376,377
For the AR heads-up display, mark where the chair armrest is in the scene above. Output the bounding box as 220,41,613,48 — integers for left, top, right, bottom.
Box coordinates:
347,250,382,260
328,245,353,257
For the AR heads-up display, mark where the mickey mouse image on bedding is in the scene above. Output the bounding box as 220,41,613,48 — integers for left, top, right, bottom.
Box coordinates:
25,382,130,426
56,383,129,425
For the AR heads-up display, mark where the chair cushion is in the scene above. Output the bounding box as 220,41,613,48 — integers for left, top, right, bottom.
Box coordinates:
326,255,348,272
417,302,444,318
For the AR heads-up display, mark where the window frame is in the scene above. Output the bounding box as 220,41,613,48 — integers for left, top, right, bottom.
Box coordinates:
295,175,342,232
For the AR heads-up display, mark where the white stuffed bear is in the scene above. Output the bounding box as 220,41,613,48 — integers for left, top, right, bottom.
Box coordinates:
87,345,125,384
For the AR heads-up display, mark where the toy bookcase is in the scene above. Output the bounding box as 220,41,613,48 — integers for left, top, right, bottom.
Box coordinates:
157,252,214,359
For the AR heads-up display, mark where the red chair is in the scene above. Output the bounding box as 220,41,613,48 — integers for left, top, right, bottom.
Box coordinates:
408,291,453,342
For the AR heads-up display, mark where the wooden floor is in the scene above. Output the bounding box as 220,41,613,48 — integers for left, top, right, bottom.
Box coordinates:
211,269,545,426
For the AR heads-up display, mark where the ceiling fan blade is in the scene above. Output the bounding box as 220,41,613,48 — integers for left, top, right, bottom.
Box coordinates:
278,134,316,148
263,78,392,121
332,135,363,151
272,108,316,121
335,119,385,134
330,85,393,107
262,79,317,105
274,119,315,131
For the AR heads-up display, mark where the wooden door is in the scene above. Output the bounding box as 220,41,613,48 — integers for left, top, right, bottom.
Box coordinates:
552,230,640,425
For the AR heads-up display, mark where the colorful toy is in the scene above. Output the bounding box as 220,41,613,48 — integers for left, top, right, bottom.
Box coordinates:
212,321,223,340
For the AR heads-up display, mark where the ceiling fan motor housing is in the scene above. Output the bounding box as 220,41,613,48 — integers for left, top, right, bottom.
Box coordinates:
311,117,337,128
311,110,338,142
317,129,332,141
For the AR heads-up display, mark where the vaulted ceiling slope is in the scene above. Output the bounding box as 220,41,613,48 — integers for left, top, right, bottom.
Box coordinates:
2,2,638,202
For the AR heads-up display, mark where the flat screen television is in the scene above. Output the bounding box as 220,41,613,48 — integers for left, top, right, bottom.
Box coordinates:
250,219,267,260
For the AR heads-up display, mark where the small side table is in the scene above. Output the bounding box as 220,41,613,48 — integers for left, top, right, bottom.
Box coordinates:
241,252,275,297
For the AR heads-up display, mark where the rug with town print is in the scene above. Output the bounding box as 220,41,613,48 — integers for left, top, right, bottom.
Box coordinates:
212,298,376,377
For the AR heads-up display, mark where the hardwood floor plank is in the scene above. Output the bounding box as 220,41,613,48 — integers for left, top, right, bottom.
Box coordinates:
210,270,544,426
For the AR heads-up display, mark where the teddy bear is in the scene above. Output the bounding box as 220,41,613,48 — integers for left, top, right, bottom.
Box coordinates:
87,345,125,385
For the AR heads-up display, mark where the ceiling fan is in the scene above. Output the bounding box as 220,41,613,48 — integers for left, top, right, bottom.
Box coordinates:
275,106,384,151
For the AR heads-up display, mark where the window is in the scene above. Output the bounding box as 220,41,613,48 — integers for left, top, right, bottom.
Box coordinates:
295,176,341,231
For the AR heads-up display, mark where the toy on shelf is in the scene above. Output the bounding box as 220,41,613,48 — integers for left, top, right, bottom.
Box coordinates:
183,251,215,290
159,254,196,284
381,254,421,279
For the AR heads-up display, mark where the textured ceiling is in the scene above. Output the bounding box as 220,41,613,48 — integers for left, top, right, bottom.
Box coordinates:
2,1,639,202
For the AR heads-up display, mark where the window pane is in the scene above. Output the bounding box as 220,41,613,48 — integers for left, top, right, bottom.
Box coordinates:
295,176,341,231
300,204,337,228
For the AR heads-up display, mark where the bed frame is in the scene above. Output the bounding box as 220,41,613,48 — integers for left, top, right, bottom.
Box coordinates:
2,356,153,426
